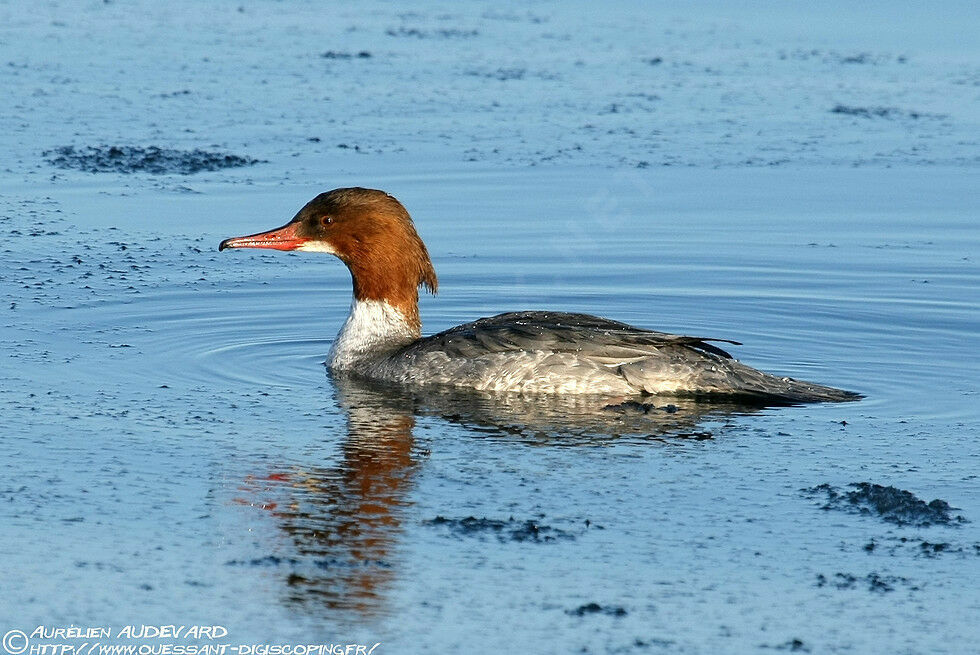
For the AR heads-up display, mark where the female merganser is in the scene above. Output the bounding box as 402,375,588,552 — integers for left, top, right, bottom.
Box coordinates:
219,188,859,403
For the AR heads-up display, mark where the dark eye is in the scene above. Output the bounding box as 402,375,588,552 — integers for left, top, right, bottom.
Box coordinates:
321,216,333,226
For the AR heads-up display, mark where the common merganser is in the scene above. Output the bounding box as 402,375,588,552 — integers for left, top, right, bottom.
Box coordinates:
219,188,859,403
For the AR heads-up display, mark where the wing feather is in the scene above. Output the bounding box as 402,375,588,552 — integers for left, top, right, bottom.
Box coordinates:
385,311,859,402
404,311,739,361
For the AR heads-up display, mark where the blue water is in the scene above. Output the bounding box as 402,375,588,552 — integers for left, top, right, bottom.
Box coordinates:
2,2,980,654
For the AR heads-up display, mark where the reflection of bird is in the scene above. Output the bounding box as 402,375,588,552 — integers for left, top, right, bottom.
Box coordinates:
332,372,766,444
233,372,775,616
221,188,859,403
238,372,746,617
237,377,419,616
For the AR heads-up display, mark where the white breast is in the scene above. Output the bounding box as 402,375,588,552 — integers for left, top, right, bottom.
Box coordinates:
328,299,419,370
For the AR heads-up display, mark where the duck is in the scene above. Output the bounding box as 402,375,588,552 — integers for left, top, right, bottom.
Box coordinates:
219,187,859,402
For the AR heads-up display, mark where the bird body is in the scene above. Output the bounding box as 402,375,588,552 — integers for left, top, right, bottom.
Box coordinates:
220,188,859,403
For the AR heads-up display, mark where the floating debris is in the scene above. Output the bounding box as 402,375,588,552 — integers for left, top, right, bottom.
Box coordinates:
423,515,575,543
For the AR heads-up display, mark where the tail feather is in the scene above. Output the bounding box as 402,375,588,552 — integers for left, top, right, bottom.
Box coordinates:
619,356,861,404
724,359,861,403
733,374,863,404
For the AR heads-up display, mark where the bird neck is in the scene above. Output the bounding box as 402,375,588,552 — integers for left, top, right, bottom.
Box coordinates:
327,298,420,370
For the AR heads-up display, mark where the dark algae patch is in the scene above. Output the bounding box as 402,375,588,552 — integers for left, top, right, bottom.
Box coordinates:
565,602,627,617
831,105,899,119
423,515,575,543
225,555,301,567
225,555,392,569
816,572,918,593
830,105,945,120
45,145,262,174
863,537,980,558
803,482,967,527
320,50,372,59
385,27,479,39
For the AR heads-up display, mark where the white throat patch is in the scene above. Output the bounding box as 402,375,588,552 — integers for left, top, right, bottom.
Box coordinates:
328,299,418,370
296,241,339,254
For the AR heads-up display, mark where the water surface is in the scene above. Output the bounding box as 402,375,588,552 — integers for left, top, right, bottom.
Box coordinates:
2,2,979,654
